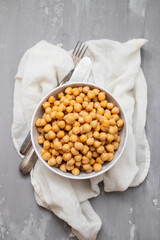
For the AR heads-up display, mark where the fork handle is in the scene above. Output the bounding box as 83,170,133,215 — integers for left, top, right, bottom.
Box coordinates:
20,132,32,155
19,147,37,175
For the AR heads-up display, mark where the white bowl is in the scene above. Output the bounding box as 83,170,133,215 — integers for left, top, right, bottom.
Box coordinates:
31,82,128,180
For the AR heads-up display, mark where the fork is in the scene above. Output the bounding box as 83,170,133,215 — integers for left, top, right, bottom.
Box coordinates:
19,41,88,175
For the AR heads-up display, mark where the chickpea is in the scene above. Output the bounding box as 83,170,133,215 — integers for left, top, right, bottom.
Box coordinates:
94,102,101,109
72,88,79,96
39,118,47,127
44,114,52,123
67,158,75,166
65,87,72,95
106,144,114,153
56,156,62,164
112,141,119,150
70,100,76,106
108,126,115,135
86,137,94,146
83,164,91,171
44,124,52,132
66,164,74,171
90,111,96,119
114,126,118,133
75,142,84,151
89,158,95,165
85,151,92,159
52,106,58,111
113,134,118,141
102,119,110,128
62,97,69,106
107,102,114,110
70,134,78,143
106,134,114,142
73,121,80,127
82,123,91,133
92,88,99,96
107,153,114,161
98,92,105,101
104,112,111,120
90,120,98,129
84,115,92,124
110,118,116,126
82,101,88,109
99,132,107,141
94,124,101,132
41,148,47,155
57,130,65,139
37,127,44,133
112,114,120,121
50,111,56,120
57,120,65,129
47,157,56,166
86,132,92,138
111,107,119,114
52,125,60,133
74,103,82,112
43,152,51,161
97,107,104,115
74,154,82,162
97,146,105,154
93,131,100,139
66,106,73,113
78,116,84,124
63,152,72,161
42,101,50,109
75,161,81,167
60,163,67,172
79,92,85,98
83,86,90,93
101,152,108,161
116,136,121,143
100,125,108,132
65,115,75,124
79,134,87,143
71,147,79,156
57,92,64,100
100,100,107,108
94,140,101,148
68,142,74,148
61,144,70,153
56,111,64,120
82,156,90,164
117,119,124,127
86,103,93,112
87,90,95,99
45,107,52,115
76,96,83,104
48,96,55,104
48,130,56,140
52,149,59,156
96,157,104,164
90,146,96,152
92,151,99,158
68,130,73,136
54,141,62,150
93,163,102,172
38,135,45,144
72,168,80,176
65,124,72,131
81,145,89,155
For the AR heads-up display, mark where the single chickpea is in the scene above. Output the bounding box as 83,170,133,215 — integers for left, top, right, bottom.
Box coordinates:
79,134,87,143
65,115,75,124
74,154,82,162
63,152,72,161
82,123,91,133
86,138,94,146
78,87,83,93
90,146,96,152
72,168,80,176
85,167,93,173
76,96,83,104
74,103,82,112
104,112,111,120
92,88,99,96
80,110,88,117
75,142,84,151
60,163,67,172
65,124,72,131
89,158,95,165
66,105,73,113
48,96,55,104
93,140,101,148
84,96,90,103
100,125,108,132
113,133,118,141
111,107,120,114
92,151,99,158
110,118,116,126
108,126,115,135
38,135,45,144
42,101,50,109
86,103,93,112
57,120,65,129
57,130,65,139
81,145,89,155
78,116,85,124
97,146,105,154
43,152,51,161
56,156,63,164
94,102,101,109
56,111,64,120
54,100,60,106
70,100,76,106
44,114,52,123
44,124,52,132
84,115,92,124
68,130,73,136
52,106,58,111
71,147,79,156
82,156,90,164
66,164,74,171
52,149,59,156
73,121,80,127
99,132,107,141
93,163,102,172
93,131,100,139
107,153,114,161
54,141,62,150
106,134,114,142
57,92,64,100
112,114,120,121
82,101,88,109
114,126,118,133
58,104,66,112
106,144,114,153
97,107,105,115
62,144,70,153
50,111,56,120
63,97,70,106
79,92,85,98
112,141,119,150
100,100,108,108
75,161,81,167
116,136,121,143
101,152,108,161
117,119,124,127
94,124,101,132
72,88,79,96
52,125,60,133
41,148,47,155
61,135,69,144
47,157,56,166
67,158,75,166
48,130,56,140
107,102,114,110
93,96,98,102
71,126,80,135
98,92,105,101
85,151,92,159
96,157,104,164
37,127,44,133
65,87,72,95
102,119,110,128
83,164,91,171
70,134,78,143
90,111,97,119
83,86,90,93
87,90,95,99
86,131,92,138
99,116,106,124
68,142,74,148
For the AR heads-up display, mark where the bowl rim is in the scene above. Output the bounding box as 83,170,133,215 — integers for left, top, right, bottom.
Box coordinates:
31,82,128,180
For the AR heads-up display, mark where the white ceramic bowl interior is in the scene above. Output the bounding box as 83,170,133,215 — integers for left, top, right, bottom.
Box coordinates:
31,82,128,180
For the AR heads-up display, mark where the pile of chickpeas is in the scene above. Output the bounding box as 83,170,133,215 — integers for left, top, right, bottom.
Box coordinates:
35,86,124,176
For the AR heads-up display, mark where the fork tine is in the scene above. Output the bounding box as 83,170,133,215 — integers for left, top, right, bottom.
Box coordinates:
73,42,82,58
81,46,88,59
72,41,80,56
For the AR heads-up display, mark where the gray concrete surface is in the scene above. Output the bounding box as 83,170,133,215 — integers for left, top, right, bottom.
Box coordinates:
0,0,160,239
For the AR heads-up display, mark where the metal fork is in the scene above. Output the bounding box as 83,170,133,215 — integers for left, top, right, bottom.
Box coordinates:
19,41,88,175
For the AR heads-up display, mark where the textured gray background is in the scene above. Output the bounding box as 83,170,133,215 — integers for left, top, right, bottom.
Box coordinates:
0,0,160,239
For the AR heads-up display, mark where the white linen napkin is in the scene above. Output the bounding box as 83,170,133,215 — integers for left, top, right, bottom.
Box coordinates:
11,39,150,240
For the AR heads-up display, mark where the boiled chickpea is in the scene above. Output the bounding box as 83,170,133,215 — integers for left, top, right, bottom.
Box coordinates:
52,106,58,111
83,86,89,93
87,90,95,99
98,92,105,101
96,157,104,164
50,111,56,120
52,149,59,156
71,147,79,156
37,127,44,133
74,103,82,112
85,167,93,173
92,151,99,158
75,161,81,167
44,124,52,132
111,107,119,114
94,124,101,132
93,131,100,139
54,100,60,106
62,144,70,152
79,92,85,98
99,132,107,141
104,112,111,120
54,141,62,150
70,100,76,106
112,114,120,121
52,125,60,133
94,102,101,109
107,102,114,110
107,153,114,161
41,148,47,155
65,87,72,95
85,151,92,159
117,119,124,127
60,163,66,172
83,164,91,171
90,146,96,152
101,152,108,161
81,145,89,155
38,135,45,144
70,134,78,143
106,134,114,142
73,121,80,127
100,100,108,108
72,168,80,176
47,157,56,166
65,115,75,124
56,111,64,120
74,154,82,162
44,114,52,122
86,138,94,146
116,136,121,143
67,158,75,166
57,120,65,129
48,130,56,140
82,101,88,109
114,126,118,133
72,88,79,96
92,88,99,96
84,115,92,124
79,134,87,143
48,96,55,104
39,118,47,127
43,152,51,161
102,119,110,128
66,106,73,113
93,140,101,148
63,152,72,161
75,142,84,151
106,144,114,153
57,92,64,100
56,156,63,164
93,163,102,172
89,158,95,165
110,118,116,126
90,120,98,129
82,123,91,133
68,142,74,148
63,97,70,106
68,130,73,136
65,124,72,131
82,156,90,164
86,103,93,112
76,96,83,103
90,111,97,119
108,126,115,135
86,131,92,138
42,101,50,109
57,130,65,139
112,141,119,150
97,107,104,115
97,146,105,154
66,164,74,171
